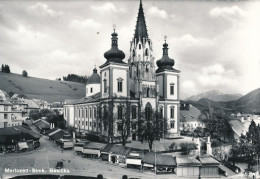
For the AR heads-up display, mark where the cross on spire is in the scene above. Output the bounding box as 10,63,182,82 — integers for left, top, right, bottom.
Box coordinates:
113,24,116,33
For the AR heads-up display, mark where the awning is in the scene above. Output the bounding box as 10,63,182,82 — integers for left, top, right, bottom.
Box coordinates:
143,163,154,167
63,142,74,149
74,146,83,152
126,158,142,165
18,142,29,150
82,148,100,155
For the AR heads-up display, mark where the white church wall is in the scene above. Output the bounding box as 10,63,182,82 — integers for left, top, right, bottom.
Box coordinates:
86,84,100,98
112,68,128,97
67,105,75,127
166,73,179,100
141,98,156,110
166,104,178,134
156,75,164,98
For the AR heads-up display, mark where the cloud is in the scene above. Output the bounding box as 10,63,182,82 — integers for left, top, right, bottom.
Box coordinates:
147,7,168,19
197,64,238,87
201,64,225,75
182,80,195,89
91,3,124,14
69,19,101,30
29,3,63,17
209,6,245,21
172,34,214,48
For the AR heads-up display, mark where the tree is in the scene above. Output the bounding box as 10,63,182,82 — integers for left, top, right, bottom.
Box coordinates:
8,91,14,98
116,97,131,146
22,70,28,77
140,108,162,151
29,110,40,120
1,64,10,73
229,121,260,167
180,142,194,155
169,142,177,151
63,74,88,83
101,97,115,143
229,142,240,165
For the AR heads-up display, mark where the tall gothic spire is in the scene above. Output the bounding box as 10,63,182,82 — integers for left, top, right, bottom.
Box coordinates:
134,0,148,41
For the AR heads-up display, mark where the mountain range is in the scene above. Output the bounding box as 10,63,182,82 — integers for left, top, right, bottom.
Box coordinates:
185,90,242,102
187,88,260,114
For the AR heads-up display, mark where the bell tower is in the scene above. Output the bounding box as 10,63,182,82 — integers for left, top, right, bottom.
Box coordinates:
100,25,129,99
129,0,155,82
156,36,181,137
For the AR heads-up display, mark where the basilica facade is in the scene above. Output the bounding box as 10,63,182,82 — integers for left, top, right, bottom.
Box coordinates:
64,1,180,142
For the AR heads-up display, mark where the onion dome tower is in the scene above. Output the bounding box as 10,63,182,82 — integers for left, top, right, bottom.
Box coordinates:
156,36,179,73
86,67,100,98
155,36,180,138
101,25,126,68
87,67,100,84
100,25,129,99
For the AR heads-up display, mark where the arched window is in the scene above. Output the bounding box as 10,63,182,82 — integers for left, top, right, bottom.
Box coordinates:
170,106,175,118
104,79,107,93
118,106,123,119
145,102,152,120
94,108,97,118
145,48,148,56
89,108,92,118
147,88,150,97
132,106,137,119
103,106,108,131
170,83,175,95
159,107,163,118
117,78,123,92
133,49,135,57
85,109,88,118
170,121,175,129
139,44,141,49
146,65,149,72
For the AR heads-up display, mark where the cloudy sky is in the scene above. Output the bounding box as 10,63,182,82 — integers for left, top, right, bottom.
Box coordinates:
0,0,260,99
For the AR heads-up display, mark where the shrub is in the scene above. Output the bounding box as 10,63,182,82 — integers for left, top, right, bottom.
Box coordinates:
22,70,28,77
169,142,177,151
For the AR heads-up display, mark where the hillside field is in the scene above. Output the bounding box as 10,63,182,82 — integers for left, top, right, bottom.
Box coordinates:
0,72,85,102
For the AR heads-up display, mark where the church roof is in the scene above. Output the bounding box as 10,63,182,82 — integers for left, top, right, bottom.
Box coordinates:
134,0,148,41
101,28,126,68
156,39,180,73
87,68,100,84
74,92,101,105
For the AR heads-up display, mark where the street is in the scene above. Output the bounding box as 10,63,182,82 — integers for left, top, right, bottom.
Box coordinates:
0,124,250,179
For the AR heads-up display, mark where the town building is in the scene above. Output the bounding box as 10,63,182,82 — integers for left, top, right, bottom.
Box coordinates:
50,102,64,115
64,0,180,142
0,125,41,153
0,99,24,128
180,103,205,133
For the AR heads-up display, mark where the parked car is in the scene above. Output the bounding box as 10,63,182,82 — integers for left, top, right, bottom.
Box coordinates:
224,162,241,174
56,161,63,169
219,167,228,177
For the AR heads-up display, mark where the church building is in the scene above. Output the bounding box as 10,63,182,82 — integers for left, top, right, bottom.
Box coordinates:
64,0,181,142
